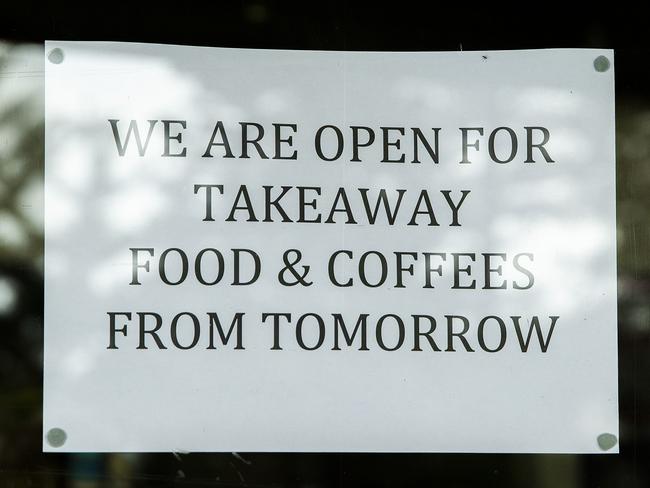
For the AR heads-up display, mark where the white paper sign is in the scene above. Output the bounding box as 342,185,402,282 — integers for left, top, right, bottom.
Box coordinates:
44,41,618,453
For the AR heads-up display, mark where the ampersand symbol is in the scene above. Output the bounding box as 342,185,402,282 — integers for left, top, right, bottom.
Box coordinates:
278,249,313,286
